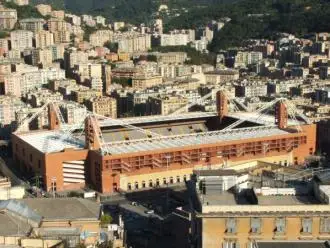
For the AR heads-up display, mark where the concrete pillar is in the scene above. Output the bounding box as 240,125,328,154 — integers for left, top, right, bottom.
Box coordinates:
275,101,288,129
85,116,101,150
48,104,60,130
216,91,228,123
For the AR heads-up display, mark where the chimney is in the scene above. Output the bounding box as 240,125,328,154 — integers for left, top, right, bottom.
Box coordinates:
48,104,60,130
216,90,228,123
275,101,288,129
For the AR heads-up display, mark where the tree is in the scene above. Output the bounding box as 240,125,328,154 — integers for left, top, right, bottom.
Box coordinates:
104,41,118,53
100,214,112,227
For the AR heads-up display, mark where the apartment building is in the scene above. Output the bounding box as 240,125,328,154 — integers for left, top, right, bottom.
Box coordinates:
31,48,53,67
49,43,65,61
235,51,263,67
34,30,54,48
0,38,9,55
116,33,151,53
0,5,17,30
52,30,70,44
132,75,163,90
51,10,65,20
10,0,29,5
10,30,33,52
4,67,65,96
47,18,68,32
160,33,189,46
0,95,25,126
315,88,330,104
189,166,330,248
205,69,239,84
36,4,52,17
19,18,45,33
60,101,87,125
73,63,102,82
64,48,89,70
235,81,268,97
71,88,102,103
89,30,113,47
65,14,81,26
85,96,117,118
25,88,63,107
146,95,189,115
156,52,187,64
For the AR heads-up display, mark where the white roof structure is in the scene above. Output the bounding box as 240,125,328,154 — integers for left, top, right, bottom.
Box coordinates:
103,126,292,155
227,112,304,126
18,130,84,153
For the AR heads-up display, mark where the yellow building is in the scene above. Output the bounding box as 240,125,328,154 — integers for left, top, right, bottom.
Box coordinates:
85,96,117,118
146,94,188,115
189,165,330,248
132,75,163,90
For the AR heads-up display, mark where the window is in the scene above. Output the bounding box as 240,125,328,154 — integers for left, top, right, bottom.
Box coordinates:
177,176,181,183
163,177,167,185
320,217,330,233
301,218,312,233
183,175,187,181
156,179,160,186
309,147,313,155
223,241,240,248
226,218,237,233
275,218,286,233
149,180,153,187
127,183,131,191
135,182,139,190
250,218,261,234
169,177,174,184
142,181,146,188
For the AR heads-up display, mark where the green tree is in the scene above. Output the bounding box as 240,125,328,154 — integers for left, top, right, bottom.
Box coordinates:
100,214,112,227
104,41,118,53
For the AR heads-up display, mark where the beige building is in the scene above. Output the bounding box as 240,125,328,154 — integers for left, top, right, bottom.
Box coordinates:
116,33,151,53
0,38,9,55
205,69,239,84
85,96,117,118
31,48,53,67
19,18,45,33
71,88,102,103
132,75,163,90
89,29,113,47
147,95,188,115
47,18,68,32
51,10,65,20
11,0,29,5
156,52,187,64
0,5,17,30
74,63,102,81
189,164,330,248
10,30,33,52
36,4,52,17
52,30,70,44
34,30,54,48
64,48,89,70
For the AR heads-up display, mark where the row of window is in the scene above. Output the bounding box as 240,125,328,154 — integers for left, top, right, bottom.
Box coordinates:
127,175,187,191
225,217,330,234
